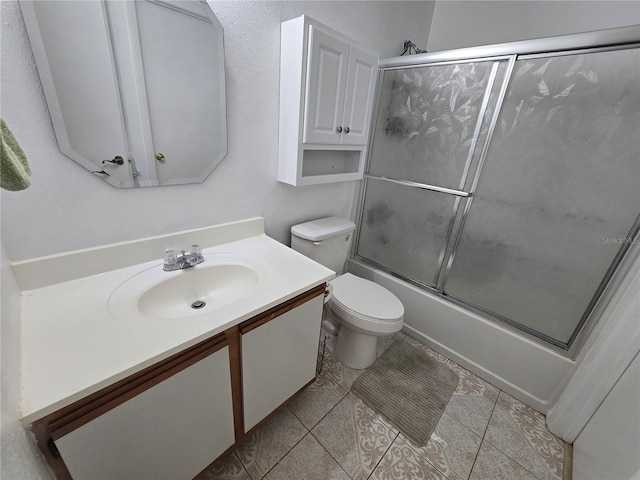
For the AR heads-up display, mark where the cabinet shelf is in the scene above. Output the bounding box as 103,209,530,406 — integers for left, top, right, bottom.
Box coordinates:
301,149,363,182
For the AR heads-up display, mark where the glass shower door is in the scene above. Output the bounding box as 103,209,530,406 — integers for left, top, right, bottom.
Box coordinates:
357,178,460,286
443,47,640,346
356,41,639,349
356,58,510,287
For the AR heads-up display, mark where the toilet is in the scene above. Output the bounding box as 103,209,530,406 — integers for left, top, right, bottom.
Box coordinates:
291,217,404,369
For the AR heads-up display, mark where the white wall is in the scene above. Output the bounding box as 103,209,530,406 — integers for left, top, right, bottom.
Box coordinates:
573,352,640,480
547,250,640,443
1,244,52,479
0,0,434,262
427,0,640,51
0,1,433,475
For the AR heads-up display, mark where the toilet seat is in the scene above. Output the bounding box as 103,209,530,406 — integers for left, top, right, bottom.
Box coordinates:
328,273,404,335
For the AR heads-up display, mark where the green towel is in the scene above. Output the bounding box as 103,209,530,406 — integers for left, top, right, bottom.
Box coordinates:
1,118,31,191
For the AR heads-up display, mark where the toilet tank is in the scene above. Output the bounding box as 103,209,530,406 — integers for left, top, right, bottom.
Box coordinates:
290,217,356,274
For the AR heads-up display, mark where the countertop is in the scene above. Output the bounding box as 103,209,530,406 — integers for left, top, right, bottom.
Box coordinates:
18,219,334,425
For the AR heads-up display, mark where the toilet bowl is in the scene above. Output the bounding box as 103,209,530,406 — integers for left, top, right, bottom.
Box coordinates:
290,217,405,369
326,273,404,369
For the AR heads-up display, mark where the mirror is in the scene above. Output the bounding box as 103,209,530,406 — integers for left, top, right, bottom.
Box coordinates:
20,0,227,188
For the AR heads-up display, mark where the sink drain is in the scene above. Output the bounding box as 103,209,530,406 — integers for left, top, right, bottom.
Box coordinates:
191,300,206,310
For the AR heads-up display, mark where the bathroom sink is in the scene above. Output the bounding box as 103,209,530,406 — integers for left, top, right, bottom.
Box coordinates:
108,253,269,321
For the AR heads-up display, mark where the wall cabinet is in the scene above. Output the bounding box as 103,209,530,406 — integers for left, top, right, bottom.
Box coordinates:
304,26,377,146
30,285,325,479
278,15,378,186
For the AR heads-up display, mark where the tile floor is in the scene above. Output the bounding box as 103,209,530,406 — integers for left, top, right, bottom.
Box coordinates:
204,333,569,480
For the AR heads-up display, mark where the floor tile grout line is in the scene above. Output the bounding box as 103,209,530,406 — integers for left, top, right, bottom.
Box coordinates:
440,409,484,443
482,436,556,480
331,335,490,480
303,391,360,477
466,388,500,480
308,429,357,480
221,334,559,479
365,431,400,480
336,335,464,480
372,336,488,480
394,432,460,480
231,450,253,480
256,426,311,480
481,394,563,480
305,385,400,480
287,374,349,431
321,335,561,480
285,404,314,432
396,414,481,480
234,407,312,480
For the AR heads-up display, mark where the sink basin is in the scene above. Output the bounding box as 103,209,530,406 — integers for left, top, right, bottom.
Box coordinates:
108,253,269,320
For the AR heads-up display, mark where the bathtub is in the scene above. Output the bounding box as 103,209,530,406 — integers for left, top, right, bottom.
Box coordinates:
348,259,576,413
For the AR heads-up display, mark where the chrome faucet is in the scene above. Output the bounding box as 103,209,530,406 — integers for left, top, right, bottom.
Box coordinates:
163,245,204,271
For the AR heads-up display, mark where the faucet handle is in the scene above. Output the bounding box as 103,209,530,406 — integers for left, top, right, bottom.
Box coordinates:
191,244,202,257
164,249,177,265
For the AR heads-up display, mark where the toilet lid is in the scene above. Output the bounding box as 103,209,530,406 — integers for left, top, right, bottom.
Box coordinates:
330,273,404,321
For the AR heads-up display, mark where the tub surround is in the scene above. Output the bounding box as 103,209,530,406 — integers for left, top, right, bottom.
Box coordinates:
16,217,335,425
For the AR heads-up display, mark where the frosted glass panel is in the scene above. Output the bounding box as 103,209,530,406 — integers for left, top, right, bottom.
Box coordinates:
445,48,640,344
369,60,506,189
356,178,458,287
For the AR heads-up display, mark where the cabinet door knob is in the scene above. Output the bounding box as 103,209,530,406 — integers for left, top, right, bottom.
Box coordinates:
344,127,350,134
336,126,343,133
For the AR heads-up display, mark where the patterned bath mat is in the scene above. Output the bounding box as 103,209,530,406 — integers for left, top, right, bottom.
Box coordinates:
352,341,459,446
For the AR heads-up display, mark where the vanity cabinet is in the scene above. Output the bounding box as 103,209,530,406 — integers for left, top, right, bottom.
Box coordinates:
30,284,326,479
241,292,324,431
54,342,234,480
278,15,378,186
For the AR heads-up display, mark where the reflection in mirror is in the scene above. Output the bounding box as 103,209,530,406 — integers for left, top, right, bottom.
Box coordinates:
20,0,227,188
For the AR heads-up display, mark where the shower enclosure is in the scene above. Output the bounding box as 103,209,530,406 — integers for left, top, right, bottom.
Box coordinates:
354,27,640,350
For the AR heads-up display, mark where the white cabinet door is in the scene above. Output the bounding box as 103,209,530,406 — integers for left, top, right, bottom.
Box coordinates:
242,294,323,432
55,348,235,480
341,45,377,146
303,26,349,145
